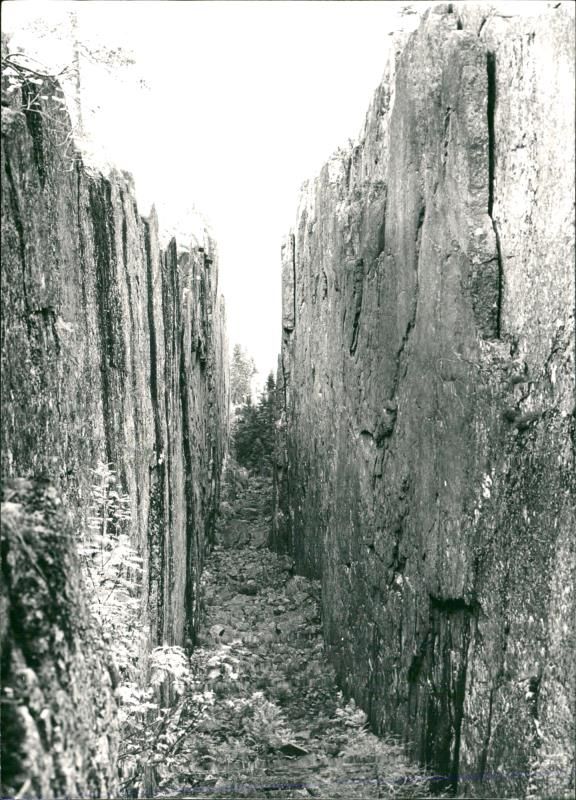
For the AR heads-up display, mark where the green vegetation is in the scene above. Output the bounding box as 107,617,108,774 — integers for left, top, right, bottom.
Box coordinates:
230,344,257,407
233,372,276,476
2,10,145,140
67,460,439,799
79,463,192,797
120,495,438,799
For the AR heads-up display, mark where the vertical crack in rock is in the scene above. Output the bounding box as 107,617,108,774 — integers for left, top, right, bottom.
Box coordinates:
486,50,503,337
21,82,46,189
121,203,128,270
273,6,575,796
121,201,140,460
180,327,196,645
349,258,364,355
487,54,496,216
144,220,165,643
144,221,163,458
89,181,115,467
290,238,295,329
376,198,387,260
478,687,495,782
3,156,30,325
75,162,88,312
442,107,452,172
393,205,424,393
282,233,296,335
344,153,353,191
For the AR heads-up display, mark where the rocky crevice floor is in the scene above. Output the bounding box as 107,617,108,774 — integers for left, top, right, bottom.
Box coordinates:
153,474,437,799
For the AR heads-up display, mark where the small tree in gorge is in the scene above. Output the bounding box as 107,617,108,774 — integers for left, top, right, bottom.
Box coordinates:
230,344,257,407
233,372,276,475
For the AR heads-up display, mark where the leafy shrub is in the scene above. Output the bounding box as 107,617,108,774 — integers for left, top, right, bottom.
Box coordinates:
150,646,191,695
79,461,142,677
79,462,193,797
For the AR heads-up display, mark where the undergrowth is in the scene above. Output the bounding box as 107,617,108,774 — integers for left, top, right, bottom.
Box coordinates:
79,466,438,798
133,539,437,799
79,462,190,796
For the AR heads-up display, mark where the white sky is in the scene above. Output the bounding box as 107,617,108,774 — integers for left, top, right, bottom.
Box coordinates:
2,0,558,380
3,0,419,380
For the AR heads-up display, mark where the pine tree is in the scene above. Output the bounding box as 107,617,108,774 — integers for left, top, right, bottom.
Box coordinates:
230,344,257,407
3,7,145,141
232,372,276,475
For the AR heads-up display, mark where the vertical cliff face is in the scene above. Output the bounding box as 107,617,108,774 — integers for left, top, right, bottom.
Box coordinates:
273,4,575,796
1,480,119,798
1,75,228,794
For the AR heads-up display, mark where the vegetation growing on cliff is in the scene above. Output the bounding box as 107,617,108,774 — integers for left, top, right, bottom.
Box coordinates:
80,462,140,676
117,474,437,799
2,10,146,147
79,464,198,796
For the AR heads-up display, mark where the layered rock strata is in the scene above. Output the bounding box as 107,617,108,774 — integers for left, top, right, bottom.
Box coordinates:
272,4,575,797
1,74,228,793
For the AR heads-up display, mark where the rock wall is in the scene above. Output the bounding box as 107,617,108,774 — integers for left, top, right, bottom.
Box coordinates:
273,4,575,797
1,480,119,798
1,72,228,793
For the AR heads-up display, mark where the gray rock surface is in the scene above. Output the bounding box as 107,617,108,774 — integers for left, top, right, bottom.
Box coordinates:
272,4,575,796
1,71,228,791
1,480,120,799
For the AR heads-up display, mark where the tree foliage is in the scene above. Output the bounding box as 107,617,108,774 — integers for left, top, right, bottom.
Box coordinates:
129,533,438,798
230,344,256,407
232,372,276,475
3,8,147,149
79,462,192,796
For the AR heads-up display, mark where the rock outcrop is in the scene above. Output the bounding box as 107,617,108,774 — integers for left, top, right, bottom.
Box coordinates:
1,71,228,793
273,4,575,797
1,480,119,798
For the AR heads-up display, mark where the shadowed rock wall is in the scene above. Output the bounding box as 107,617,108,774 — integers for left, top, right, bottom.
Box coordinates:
1,480,119,798
272,4,575,797
1,73,228,793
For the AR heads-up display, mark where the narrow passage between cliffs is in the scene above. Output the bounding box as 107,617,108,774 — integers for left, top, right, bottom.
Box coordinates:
134,469,437,800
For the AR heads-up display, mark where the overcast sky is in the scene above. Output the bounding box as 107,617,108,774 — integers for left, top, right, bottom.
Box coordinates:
4,0,421,380
3,0,553,381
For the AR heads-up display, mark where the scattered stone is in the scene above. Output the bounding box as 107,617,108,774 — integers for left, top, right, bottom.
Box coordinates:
238,580,258,596
209,624,225,640
278,555,295,574
279,742,310,758
251,525,269,549
156,471,434,798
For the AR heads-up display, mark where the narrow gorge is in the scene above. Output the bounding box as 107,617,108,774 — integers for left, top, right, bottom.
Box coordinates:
1,3,575,800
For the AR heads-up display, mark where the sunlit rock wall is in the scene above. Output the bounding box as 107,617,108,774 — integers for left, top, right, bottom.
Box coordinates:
1,72,228,793
273,4,575,797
